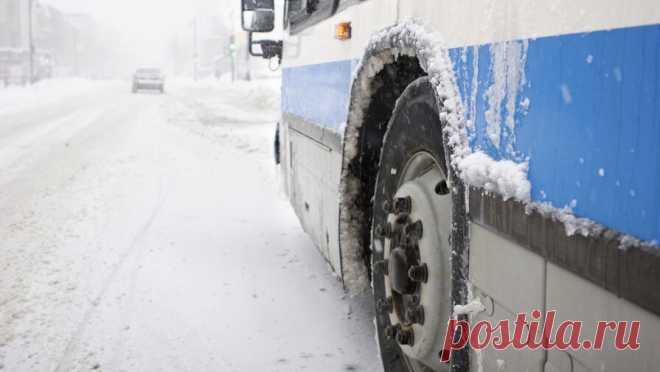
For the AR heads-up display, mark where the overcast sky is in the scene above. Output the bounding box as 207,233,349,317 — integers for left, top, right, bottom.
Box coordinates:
39,0,238,50
40,0,235,34
39,0,239,72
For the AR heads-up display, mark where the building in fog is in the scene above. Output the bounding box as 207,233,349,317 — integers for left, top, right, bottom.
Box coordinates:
33,4,76,78
0,0,32,84
0,0,30,48
62,12,98,77
34,7,103,78
1,0,109,84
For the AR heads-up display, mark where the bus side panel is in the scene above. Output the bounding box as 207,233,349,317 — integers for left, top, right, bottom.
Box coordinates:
546,263,660,372
449,26,660,372
395,3,660,371
280,1,397,274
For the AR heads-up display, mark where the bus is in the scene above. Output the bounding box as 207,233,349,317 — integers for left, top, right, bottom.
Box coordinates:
240,1,660,371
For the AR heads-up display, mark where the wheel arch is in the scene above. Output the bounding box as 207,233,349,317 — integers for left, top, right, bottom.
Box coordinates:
337,21,470,294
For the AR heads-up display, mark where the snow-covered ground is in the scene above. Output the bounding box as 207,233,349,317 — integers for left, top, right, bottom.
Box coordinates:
0,78,382,372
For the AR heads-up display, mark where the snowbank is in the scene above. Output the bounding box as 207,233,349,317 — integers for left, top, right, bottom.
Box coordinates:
167,77,281,123
0,78,117,115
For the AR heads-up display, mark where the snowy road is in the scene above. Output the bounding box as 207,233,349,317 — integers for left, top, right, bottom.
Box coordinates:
0,80,382,372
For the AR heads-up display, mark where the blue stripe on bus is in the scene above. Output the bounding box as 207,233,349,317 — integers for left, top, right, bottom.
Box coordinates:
282,59,357,131
282,23,660,243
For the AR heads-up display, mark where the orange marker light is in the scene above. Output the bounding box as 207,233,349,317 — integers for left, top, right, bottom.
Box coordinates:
335,22,352,41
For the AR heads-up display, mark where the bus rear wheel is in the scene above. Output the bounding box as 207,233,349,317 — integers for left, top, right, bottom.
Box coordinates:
371,77,455,372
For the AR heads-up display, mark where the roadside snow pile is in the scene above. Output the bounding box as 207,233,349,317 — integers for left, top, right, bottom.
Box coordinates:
168,77,280,123
241,81,280,112
0,78,111,115
457,151,530,201
173,76,280,111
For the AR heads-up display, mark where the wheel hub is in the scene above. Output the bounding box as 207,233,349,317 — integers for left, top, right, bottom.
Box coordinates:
379,152,453,371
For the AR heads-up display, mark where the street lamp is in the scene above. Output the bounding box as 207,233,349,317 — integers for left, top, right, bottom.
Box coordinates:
28,0,34,84
193,17,198,81
228,36,237,82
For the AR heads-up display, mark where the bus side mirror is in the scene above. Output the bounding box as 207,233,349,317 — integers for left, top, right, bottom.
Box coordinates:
240,0,282,63
248,32,282,61
241,0,275,32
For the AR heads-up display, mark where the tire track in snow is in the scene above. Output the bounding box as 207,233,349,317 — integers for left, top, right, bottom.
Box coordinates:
52,173,169,372
0,106,106,176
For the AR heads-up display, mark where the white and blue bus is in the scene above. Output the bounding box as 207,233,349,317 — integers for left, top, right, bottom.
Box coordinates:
241,1,660,371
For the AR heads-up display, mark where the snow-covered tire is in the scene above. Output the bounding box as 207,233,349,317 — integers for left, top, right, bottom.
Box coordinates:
372,77,461,372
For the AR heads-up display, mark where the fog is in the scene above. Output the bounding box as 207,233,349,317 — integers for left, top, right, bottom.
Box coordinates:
27,0,258,79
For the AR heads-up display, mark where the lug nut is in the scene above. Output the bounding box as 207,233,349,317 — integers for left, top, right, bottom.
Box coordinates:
406,305,425,325
401,236,414,249
374,259,389,275
405,220,423,240
396,328,415,346
376,296,393,313
382,200,392,213
395,213,410,225
384,324,401,340
408,263,428,283
374,225,384,238
375,223,392,239
435,180,450,195
393,196,411,215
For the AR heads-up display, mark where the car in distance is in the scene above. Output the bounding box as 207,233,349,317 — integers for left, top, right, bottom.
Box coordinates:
132,68,164,93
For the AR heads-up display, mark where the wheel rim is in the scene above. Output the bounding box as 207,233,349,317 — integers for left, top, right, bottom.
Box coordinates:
380,151,452,371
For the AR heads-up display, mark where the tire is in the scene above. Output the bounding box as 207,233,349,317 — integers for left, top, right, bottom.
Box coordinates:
371,77,463,372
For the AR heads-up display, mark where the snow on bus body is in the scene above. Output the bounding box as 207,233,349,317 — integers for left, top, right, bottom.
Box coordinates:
280,0,660,284
419,1,660,248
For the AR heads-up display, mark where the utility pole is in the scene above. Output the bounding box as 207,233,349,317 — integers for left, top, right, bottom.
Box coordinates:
244,32,251,81
229,34,236,82
226,7,237,83
193,17,198,81
73,29,79,76
28,0,34,84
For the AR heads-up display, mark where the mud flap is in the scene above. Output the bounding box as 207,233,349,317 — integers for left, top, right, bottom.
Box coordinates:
274,122,281,165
